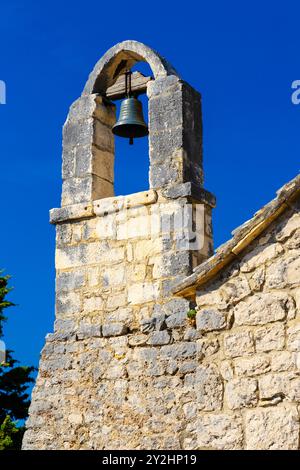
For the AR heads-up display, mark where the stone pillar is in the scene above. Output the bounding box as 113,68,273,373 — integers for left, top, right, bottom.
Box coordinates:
61,95,116,206
148,76,203,189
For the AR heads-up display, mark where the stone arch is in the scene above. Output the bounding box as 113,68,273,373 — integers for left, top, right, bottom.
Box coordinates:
61,40,204,207
82,40,180,95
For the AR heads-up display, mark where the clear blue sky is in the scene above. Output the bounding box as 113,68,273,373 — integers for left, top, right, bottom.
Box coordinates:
0,0,299,373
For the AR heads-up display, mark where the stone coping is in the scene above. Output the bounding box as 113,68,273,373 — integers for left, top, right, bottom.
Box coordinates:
50,184,216,224
173,173,300,298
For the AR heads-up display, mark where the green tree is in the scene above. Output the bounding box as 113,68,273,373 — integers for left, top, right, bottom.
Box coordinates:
0,273,35,450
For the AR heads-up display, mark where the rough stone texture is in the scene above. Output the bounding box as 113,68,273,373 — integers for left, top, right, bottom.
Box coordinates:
192,204,300,449
244,407,299,450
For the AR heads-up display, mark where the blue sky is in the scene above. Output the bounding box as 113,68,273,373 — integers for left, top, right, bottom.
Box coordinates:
0,0,299,373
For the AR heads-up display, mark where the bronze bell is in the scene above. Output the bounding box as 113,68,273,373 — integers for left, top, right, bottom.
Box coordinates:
112,71,148,145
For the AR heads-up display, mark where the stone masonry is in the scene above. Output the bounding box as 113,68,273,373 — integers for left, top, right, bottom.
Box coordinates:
173,175,300,450
22,41,215,449
22,41,300,450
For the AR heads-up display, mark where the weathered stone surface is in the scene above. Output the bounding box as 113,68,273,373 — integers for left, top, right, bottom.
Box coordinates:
276,213,300,242
128,282,160,304
196,309,226,332
77,323,102,339
225,378,258,410
102,322,128,337
271,351,296,372
196,287,227,309
287,322,300,351
266,254,300,289
147,331,170,346
223,330,254,358
196,365,223,411
244,406,299,449
197,413,243,450
234,356,271,377
160,342,196,360
240,243,284,272
197,338,219,358
254,323,285,352
258,372,300,403
234,293,291,326
165,311,187,329
221,276,251,303
56,291,81,315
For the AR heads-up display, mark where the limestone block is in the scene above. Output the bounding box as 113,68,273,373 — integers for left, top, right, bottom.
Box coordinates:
240,243,284,272
128,282,160,305
56,291,81,315
196,287,227,309
184,328,200,341
126,264,147,283
102,322,128,337
55,243,125,269
106,307,133,324
51,203,94,225
77,323,102,339
160,342,196,360
117,215,151,240
197,413,243,450
153,251,191,278
266,254,300,289
87,267,99,287
287,322,300,351
56,270,85,292
68,95,115,127
128,334,148,347
244,406,299,449
248,266,265,291
286,229,300,249
106,292,127,311
56,224,72,246
165,311,187,329
196,365,223,411
103,362,127,380
196,309,226,332
254,323,285,352
221,275,251,304
223,330,254,358
234,293,291,326
234,355,271,377
219,361,234,381
197,338,220,358
259,372,300,402
225,378,258,410
134,239,163,261
271,351,296,372
147,331,171,346
276,212,300,242
83,296,103,312
102,266,125,287
61,177,94,206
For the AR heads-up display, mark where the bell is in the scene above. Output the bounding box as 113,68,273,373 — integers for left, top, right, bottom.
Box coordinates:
112,96,148,145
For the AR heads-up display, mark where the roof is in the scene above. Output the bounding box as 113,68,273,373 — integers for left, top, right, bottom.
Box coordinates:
173,173,300,298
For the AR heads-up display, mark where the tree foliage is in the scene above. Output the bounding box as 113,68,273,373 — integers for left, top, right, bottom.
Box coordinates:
0,273,35,450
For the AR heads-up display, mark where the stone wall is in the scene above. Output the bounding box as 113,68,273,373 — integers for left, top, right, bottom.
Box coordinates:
23,196,300,450
22,188,213,450
194,202,300,450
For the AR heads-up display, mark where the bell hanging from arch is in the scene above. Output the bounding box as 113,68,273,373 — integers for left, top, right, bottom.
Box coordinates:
112,71,148,145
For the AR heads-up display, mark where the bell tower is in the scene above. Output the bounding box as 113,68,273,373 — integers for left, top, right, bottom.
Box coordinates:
23,41,216,450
